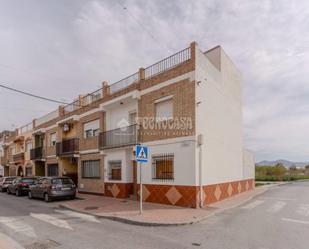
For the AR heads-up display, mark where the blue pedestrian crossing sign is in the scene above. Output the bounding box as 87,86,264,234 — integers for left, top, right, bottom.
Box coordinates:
136,145,148,163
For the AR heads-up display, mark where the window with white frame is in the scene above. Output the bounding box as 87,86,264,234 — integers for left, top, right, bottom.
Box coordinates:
152,154,174,180
155,97,173,122
50,133,56,146
82,160,100,178
108,160,122,180
83,119,100,138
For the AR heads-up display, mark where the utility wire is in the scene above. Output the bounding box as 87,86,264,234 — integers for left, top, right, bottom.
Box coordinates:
115,0,173,53
0,83,68,105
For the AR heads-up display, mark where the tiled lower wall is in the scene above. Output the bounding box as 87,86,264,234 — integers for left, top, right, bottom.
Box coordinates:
104,182,133,198
101,179,255,208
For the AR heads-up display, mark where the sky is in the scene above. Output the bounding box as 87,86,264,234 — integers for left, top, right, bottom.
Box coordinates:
0,0,309,162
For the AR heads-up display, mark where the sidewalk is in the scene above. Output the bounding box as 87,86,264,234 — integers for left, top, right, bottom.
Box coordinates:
59,184,277,226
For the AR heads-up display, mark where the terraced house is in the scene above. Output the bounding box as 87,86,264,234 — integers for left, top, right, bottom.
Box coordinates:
0,42,255,208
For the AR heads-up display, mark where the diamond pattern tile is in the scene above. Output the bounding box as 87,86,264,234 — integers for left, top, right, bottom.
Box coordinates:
227,183,233,197
246,181,249,191
165,186,182,205
237,182,242,193
214,185,222,201
110,184,120,197
137,185,151,201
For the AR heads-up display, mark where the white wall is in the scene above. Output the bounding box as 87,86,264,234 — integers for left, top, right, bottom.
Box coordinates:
137,137,197,186
105,100,137,130
195,47,245,185
243,149,255,179
104,148,133,183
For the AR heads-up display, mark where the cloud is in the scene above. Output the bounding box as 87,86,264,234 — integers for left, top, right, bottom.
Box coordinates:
0,0,309,161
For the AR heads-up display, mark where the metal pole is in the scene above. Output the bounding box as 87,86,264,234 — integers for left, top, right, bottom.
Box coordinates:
139,162,143,214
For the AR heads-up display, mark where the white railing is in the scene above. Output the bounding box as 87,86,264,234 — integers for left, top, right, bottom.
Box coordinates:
18,122,33,135
35,110,59,127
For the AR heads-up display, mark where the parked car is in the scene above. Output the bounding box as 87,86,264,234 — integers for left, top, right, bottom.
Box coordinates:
28,177,76,202
7,177,38,196
0,177,16,192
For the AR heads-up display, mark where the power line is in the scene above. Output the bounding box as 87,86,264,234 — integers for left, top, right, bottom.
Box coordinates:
115,0,173,53
0,83,68,105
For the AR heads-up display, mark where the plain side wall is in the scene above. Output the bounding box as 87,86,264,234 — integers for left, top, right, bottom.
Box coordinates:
243,149,255,179
195,46,244,185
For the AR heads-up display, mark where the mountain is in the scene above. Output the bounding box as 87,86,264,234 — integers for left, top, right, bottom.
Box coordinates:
256,159,309,168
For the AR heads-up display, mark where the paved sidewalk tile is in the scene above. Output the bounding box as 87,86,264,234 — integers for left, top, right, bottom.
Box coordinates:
59,185,273,226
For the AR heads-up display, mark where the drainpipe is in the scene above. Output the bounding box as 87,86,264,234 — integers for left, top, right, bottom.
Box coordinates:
198,134,204,208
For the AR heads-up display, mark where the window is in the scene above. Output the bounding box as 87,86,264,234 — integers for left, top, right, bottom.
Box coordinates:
48,164,58,176
83,119,100,138
25,167,32,176
108,161,121,180
155,97,173,121
152,154,174,180
82,160,100,178
50,133,56,146
25,141,32,152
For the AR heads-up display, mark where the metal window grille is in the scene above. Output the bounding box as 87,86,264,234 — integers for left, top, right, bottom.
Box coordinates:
82,160,100,178
48,164,59,176
152,154,174,180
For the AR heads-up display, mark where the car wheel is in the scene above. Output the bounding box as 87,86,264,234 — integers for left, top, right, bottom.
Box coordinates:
1,188,4,193
16,189,21,197
28,191,32,199
70,195,76,200
7,188,10,195
44,193,51,202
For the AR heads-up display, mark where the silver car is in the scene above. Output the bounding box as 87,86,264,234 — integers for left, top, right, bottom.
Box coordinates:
28,177,76,202
0,177,16,192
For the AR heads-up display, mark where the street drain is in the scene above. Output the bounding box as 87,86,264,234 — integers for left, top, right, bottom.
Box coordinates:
84,206,99,210
192,242,201,247
25,239,60,249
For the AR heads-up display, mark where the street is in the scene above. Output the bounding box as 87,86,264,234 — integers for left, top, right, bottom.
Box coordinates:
0,182,309,249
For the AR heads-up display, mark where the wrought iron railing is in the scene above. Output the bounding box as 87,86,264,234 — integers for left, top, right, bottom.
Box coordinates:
13,152,24,162
30,147,44,160
56,138,79,156
99,124,139,150
145,47,191,79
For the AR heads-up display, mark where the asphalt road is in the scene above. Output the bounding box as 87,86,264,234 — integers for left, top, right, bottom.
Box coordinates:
0,181,309,249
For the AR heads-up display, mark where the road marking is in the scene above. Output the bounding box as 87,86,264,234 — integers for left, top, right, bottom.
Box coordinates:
30,213,73,230
259,197,296,201
0,217,36,238
55,210,100,223
267,201,286,213
241,200,264,210
0,232,24,249
282,218,309,225
296,204,309,217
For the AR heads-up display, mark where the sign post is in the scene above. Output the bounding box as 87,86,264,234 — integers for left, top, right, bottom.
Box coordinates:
136,145,148,215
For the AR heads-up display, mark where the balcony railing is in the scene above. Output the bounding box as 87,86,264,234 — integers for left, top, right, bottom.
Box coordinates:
56,138,79,156
13,152,24,162
144,47,191,79
99,124,139,150
30,147,44,160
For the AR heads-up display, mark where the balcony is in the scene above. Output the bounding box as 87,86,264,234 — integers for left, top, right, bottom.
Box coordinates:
30,147,44,160
13,152,24,163
56,138,79,156
99,124,139,150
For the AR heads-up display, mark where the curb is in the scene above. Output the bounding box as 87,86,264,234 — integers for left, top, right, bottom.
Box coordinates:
58,184,281,227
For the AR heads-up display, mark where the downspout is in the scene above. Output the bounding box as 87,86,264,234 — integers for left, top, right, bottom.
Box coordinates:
198,134,204,208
